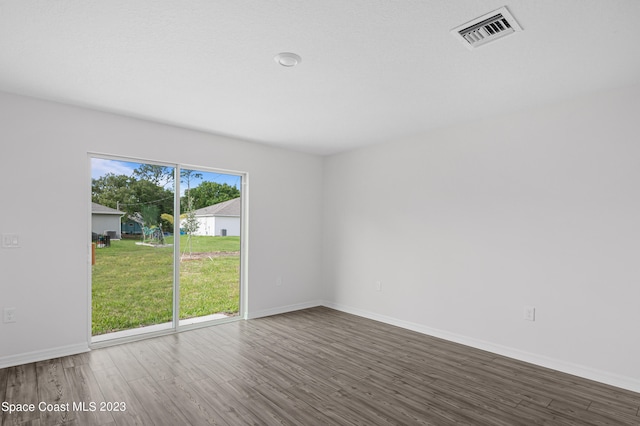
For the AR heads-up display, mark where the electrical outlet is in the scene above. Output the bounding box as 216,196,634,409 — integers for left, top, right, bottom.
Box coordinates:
523,306,536,321
375,281,382,292
3,307,16,323
276,276,283,286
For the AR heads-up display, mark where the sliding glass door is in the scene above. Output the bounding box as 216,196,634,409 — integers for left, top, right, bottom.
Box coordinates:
178,168,242,326
90,156,243,343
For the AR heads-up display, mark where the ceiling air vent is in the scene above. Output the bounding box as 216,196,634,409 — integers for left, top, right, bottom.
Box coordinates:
451,6,522,49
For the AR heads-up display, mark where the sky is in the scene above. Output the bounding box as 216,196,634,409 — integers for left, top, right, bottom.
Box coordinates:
91,158,242,191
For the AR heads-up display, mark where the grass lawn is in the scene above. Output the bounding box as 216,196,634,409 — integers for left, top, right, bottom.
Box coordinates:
92,235,240,335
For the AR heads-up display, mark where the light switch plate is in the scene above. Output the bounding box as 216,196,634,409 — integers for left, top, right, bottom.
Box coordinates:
3,308,16,323
523,306,536,321
2,234,20,248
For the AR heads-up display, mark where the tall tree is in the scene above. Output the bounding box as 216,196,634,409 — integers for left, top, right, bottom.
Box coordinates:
181,197,200,256
132,164,174,187
180,169,203,212
92,173,136,211
180,169,202,193
185,181,240,209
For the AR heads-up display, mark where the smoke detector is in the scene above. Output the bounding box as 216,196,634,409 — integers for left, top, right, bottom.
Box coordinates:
451,6,522,49
274,52,302,67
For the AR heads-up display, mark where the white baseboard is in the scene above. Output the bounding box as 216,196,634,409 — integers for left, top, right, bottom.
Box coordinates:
248,300,323,320
0,343,90,369
322,301,640,394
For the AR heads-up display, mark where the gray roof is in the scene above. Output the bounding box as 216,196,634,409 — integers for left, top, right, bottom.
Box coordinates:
193,197,241,217
91,202,125,215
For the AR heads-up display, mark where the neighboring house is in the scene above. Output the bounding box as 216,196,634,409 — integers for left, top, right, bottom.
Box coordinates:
91,202,124,239
191,197,241,236
121,213,144,235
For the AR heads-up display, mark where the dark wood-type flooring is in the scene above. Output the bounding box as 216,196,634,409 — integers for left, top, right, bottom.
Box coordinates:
1,307,639,425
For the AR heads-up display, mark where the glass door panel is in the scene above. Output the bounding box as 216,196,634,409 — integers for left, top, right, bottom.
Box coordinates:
178,169,242,326
91,158,176,341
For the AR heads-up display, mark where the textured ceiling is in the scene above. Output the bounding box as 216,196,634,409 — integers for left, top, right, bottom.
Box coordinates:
1,1,639,155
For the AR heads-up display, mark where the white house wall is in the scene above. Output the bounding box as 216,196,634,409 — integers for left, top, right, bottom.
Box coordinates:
0,91,324,367
216,217,240,236
91,215,121,238
322,84,640,392
193,216,216,236
193,216,239,237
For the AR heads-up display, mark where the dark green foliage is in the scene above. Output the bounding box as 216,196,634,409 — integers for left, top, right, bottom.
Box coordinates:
92,168,175,225
92,173,136,210
184,181,241,210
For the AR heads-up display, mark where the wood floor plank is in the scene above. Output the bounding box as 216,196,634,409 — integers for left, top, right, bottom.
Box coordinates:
63,363,115,425
249,382,340,426
105,345,149,383
2,307,640,425
142,336,209,384
61,351,90,369
6,420,42,426
115,340,174,383
493,355,640,409
324,388,410,426
187,377,254,425
92,366,154,426
3,363,40,425
35,358,75,425
0,367,7,406
588,401,640,424
547,398,639,426
516,399,606,426
238,393,300,426
335,378,444,425
86,348,116,373
153,376,224,426
127,376,193,426
458,357,592,408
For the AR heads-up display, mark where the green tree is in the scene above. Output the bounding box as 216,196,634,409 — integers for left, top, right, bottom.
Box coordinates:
185,181,240,209
179,169,203,211
130,180,174,218
179,169,203,256
92,172,175,235
91,173,136,211
140,204,160,227
181,197,199,256
180,169,203,190
133,164,174,187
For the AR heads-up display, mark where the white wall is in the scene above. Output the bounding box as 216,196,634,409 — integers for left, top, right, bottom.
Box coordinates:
0,91,323,366
322,84,640,392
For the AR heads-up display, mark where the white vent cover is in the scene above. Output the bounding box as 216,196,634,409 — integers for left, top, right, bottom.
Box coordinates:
451,6,522,49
